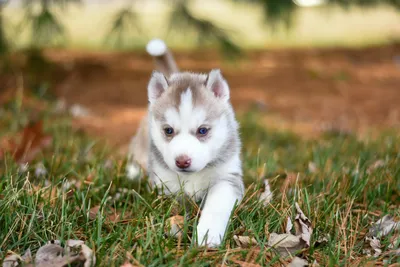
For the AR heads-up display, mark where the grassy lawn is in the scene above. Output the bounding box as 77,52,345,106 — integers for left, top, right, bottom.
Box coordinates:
0,94,399,266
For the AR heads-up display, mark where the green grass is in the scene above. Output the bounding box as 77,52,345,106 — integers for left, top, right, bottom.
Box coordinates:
0,98,399,266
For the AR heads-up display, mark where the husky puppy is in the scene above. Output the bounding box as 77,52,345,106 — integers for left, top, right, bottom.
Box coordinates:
127,39,244,247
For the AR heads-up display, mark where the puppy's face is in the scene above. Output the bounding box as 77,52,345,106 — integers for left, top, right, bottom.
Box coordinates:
148,70,231,173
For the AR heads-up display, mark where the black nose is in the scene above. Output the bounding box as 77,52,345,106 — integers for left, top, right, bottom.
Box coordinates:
175,155,191,169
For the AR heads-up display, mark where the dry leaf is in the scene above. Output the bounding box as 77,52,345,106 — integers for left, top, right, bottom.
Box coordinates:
165,215,185,238
267,203,312,257
259,179,273,206
88,205,101,220
13,121,53,164
368,215,399,238
35,239,95,267
88,205,127,223
34,162,47,177
69,104,91,118
21,249,32,263
363,215,400,258
388,248,400,256
233,235,258,248
36,255,85,267
365,237,382,257
315,234,329,247
2,254,20,267
267,233,304,257
65,240,96,267
288,257,308,267
18,163,29,173
310,260,321,267
230,259,262,267
27,184,58,206
120,262,135,267
367,160,386,174
294,203,312,247
3,239,96,267
388,234,399,249
308,162,318,173
286,217,293,234
35,241,64,264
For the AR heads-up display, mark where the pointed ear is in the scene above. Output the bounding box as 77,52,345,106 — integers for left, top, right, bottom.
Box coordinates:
205,69,230,101
148,71,169,103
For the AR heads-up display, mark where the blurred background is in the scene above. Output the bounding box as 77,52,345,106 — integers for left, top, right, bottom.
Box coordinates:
0,0,399,148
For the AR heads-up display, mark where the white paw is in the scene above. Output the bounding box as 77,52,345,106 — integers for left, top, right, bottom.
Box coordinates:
197,224,224,248
126,162,141,180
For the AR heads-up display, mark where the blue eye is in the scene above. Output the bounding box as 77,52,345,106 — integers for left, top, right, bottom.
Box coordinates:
197,127,209,135
164,127,174,136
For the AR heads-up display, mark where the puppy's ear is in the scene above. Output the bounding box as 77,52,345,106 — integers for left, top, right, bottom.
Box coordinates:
148,71,169,103
205,69,230,101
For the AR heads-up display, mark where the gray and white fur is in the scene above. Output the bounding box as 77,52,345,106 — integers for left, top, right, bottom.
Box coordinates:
127,39,244,247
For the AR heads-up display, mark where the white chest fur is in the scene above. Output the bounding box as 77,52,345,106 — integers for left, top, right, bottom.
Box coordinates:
151,155,242,202
151,163,213,201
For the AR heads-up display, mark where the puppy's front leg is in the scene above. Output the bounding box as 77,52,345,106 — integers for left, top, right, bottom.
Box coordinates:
197,180,243,247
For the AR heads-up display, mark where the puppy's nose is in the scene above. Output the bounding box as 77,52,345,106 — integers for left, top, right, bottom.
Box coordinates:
175,155,191,169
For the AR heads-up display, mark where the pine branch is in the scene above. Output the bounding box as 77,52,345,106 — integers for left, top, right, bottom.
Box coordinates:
169,0,241,59
18,0,81,47
104,6,141,48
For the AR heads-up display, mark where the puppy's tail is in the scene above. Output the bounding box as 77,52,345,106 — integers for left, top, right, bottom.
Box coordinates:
146,39,179,77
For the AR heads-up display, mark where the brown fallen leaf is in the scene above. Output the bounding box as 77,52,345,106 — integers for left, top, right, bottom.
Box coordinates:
267,203,312,257
21,249,32,264
286,217,293,234
233,235,258,248
388,233,399,249
387,248,400,256
120,262,135,267
230,259,262,267
368,215,399,238
365,237,382,257
37,239,95,267
65,240,96,267
310,260,321,267
33,254,85,267
267,233,304,257
88,205,129,224
259,179,273,206
294,203,312,247
2,254,20,267
120,252,144,267
34,162,47,177
364,215,400,258
15,121,53,163
35,241,64,264
165,215,185,239
288,257,308,267
3,249,33,266
367,159,386,174
314,234,330,248
88,205,102,220
308,162,318,173
25,184,59,207
0,120,53,163
3,239,95,267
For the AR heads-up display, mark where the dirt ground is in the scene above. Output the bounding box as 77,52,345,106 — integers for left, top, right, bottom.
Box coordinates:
3,44,400,148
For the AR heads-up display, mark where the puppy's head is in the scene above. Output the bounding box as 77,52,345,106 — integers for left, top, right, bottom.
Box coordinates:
148,70,233,173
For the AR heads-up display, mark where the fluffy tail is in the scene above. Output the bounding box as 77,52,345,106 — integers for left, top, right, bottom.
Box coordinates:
146,39,179,77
